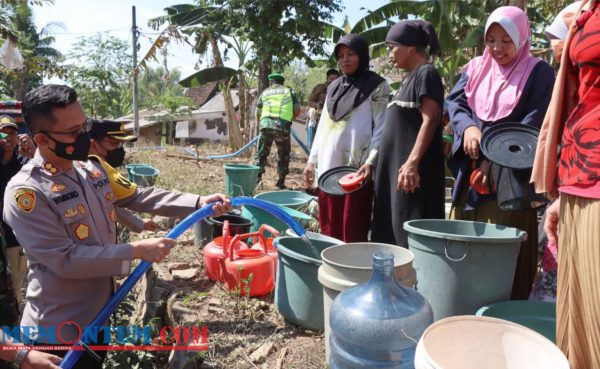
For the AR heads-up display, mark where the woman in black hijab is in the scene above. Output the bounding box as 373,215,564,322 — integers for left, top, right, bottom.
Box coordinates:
303,34,390,242
371,20,446,247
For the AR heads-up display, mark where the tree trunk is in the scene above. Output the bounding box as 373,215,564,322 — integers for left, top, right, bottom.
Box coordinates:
223,83,244,151
257,56,272,95
209,34,243,151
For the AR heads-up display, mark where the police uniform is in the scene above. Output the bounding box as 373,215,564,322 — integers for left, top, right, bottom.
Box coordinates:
254,73,299,188
89,119,146,233
2,152,199,342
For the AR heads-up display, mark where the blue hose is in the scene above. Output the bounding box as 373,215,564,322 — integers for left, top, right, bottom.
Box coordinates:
60,197,304,369
208,136,259,159
290,127,310,155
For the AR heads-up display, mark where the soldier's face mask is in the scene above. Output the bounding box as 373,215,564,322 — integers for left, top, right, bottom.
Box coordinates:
105,146,125,167
44,131,91,161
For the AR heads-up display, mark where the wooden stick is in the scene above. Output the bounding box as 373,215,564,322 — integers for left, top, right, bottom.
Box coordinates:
241,350,260,369
275,347,288,369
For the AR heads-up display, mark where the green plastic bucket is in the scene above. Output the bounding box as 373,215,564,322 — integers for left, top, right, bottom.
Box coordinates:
274,236,338,331
126,164,146,181
476,301,556,343
241,191,314,233
223,164,260,197
126,164,160,187
404,219,526,321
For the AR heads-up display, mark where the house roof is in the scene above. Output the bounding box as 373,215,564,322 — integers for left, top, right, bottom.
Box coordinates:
184,82,219,107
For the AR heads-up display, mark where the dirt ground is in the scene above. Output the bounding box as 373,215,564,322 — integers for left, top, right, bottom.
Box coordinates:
124,141,327,369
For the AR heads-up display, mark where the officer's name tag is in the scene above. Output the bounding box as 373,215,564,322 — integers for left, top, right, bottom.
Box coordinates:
52,191,79,205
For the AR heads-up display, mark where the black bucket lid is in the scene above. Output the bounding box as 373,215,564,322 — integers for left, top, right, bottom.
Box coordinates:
318,166,360,196
480,123,540,169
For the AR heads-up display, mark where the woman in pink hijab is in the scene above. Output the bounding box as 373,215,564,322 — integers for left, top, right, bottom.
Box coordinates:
446,6,555,299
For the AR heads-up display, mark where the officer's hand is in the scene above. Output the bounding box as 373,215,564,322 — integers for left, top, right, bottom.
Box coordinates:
21,350,62,369
18,134,36,158
143,219,158,232
131,238,176,263
304,163,315,188
199,193,232,216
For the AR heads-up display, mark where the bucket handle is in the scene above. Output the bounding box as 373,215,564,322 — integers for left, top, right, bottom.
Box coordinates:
445,240,469,262
228,234,242,262
258,224,280,239
222,220,231,258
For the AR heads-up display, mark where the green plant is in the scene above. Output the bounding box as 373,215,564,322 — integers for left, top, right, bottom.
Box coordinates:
182,291,209,306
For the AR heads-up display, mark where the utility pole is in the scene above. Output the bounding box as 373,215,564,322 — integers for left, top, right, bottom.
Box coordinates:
132,5,140,144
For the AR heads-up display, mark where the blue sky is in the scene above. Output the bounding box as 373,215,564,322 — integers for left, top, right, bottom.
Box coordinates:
33,0,390,81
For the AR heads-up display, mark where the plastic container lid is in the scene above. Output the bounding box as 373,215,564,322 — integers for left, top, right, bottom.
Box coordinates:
480,123,540,170
318,166,361,196
338,172,365,193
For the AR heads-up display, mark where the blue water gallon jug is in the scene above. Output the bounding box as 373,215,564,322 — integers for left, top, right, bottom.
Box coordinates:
329,251,433,368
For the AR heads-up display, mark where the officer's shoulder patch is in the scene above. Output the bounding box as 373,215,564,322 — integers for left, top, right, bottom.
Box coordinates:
42,161,60,176
90,155,137,200
14,188,36,213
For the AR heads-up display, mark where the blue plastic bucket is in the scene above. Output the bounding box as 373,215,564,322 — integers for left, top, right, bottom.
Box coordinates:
404,219,526,321
476,301,556,343
127,164,160,187
223,164,260,197
242,191,315,233
274,236,338,331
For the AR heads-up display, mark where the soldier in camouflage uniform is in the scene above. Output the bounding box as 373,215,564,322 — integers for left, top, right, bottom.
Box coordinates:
254,73,300,189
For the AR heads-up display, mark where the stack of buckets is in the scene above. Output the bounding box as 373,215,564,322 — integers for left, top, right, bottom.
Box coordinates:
273,217,567,368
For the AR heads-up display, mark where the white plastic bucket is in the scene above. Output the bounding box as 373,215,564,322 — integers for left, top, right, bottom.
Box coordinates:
414,315,569,369
318,242,416,361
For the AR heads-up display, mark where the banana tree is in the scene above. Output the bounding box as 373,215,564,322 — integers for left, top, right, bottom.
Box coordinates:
147,4,245,151
342,0,565,89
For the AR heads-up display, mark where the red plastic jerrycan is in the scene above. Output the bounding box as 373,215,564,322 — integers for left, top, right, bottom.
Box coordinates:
251,224,280,279
224,234,274,296
203,220,247,281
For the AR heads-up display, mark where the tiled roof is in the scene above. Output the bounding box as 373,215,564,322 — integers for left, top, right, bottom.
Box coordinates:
184,82,219,107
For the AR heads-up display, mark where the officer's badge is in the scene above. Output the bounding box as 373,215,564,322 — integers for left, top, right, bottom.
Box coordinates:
14,188,36,213
43,162,59,175
77,204,87,215
64,208,78,218
51,183,66,193
109,207,117,222
90,169,102,179
105,192,115,202
65,146,75,155
74,224,90,240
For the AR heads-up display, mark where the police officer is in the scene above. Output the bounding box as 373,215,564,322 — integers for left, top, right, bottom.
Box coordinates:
89,119,157,233
254,73,300,189
0,116,32,307
2,85,231,369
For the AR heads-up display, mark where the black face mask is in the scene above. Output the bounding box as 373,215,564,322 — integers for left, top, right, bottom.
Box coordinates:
45,132,91,161
105,146,126,167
